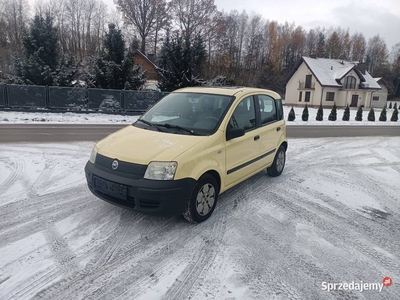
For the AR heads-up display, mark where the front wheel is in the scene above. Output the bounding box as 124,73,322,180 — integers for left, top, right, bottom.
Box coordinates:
183,174,219,223
267,146,286,177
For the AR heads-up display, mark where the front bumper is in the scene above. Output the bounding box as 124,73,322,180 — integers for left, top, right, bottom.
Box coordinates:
85,161,196,217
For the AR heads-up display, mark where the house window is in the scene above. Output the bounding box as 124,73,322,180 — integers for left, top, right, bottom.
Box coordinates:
373,96,379,101
344,76,356,89
326,92,335,101
305,92,311,102
305,75,312,88
298,91,302,102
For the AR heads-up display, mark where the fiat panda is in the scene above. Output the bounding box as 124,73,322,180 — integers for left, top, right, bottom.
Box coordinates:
85,87,287,223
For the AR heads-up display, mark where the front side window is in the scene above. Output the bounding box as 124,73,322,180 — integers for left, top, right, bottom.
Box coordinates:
344,76,356,89
228,96,256,131
258,95,277,125
137,92,234,135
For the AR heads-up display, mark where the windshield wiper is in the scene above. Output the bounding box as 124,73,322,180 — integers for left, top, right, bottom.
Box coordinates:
157,123,199,135
136,119,164,132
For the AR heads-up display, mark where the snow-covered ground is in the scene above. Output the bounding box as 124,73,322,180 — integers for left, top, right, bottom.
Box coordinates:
1,137,399,299
0,106,399,125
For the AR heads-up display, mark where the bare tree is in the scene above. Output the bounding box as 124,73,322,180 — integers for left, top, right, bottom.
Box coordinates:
366,34,388,75
350,32,366,62
3,0,30,56
326,31,343,59
114,0,168,54
169,0,216,40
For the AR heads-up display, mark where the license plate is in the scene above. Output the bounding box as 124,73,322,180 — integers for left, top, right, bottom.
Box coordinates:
93,176,127,200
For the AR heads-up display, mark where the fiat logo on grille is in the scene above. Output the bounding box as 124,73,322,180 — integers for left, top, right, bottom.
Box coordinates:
112,160,119,170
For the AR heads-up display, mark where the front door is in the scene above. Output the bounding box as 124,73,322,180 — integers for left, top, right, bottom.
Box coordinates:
225,96,260,187
351,95,359,107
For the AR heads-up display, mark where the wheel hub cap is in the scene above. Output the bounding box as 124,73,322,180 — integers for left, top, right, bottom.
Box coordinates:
196,183,215,216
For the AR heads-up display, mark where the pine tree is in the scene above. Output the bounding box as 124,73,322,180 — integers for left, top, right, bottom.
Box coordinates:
157,32,206,91
328,103,337,121
288,107,295,121
355,106,363,121
316,104,323,121
302,104,309,121
390,107,398,121
91,24,146,90
342,104,350,121
389,102,392,109
368,108,375,121
379,107,387,121
394,103,398,110
16,13,75,86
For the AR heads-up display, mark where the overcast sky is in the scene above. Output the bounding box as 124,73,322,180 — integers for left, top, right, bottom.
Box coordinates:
102,0,400,51
214,0,400,50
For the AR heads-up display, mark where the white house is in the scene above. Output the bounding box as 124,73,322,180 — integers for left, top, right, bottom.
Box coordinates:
285,57,381,108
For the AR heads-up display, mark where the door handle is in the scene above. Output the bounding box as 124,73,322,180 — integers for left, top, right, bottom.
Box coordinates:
276,127,281,132
254,135,260,141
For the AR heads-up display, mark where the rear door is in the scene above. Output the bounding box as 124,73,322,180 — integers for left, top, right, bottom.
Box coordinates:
256,94,284,168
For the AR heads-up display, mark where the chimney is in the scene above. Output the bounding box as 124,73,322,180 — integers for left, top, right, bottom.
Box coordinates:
358,62,366,75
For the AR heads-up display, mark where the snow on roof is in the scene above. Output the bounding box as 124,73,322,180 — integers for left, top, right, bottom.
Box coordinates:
302,57,381,89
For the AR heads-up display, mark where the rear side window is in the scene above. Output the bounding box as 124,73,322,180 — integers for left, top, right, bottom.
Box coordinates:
258,95,278,125
275,99,284,120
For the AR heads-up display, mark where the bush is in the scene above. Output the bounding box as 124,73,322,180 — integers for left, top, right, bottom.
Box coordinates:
379,107,387,121
288,107,296,121
390,108,398,122
355,106,363,121
328,103,337,121
302,104,309,121
342,104,350,121
316,104,323,121
367,108,375,121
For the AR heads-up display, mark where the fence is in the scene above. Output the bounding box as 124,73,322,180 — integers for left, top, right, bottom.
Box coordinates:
0,84,169,113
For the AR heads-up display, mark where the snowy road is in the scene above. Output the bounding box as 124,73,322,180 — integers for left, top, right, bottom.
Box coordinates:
0,138,400,299
0,124,399,143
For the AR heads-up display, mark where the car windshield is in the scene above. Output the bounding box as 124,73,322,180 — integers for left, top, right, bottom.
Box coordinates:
134,92,234,135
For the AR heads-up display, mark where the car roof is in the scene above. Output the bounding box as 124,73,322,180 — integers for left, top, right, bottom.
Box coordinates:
173,86,281,99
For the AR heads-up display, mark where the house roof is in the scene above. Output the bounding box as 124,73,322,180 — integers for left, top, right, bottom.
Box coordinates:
132,49,158,69
374,77,395,94
301,57,381,89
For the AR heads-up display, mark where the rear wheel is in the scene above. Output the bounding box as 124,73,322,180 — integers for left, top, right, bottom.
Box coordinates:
183,174,219,223
267,145,286,177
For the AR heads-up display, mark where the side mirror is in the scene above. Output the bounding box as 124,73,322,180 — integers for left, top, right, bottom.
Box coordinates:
226,127,245,141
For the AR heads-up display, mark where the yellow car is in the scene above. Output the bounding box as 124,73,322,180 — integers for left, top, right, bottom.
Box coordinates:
85,87,287,223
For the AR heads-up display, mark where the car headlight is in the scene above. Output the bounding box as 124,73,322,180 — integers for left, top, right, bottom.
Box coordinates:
89,146,98,164
144,162,178,180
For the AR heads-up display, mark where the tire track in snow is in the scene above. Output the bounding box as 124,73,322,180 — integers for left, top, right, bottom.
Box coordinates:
0,155,25,195
163,212,227,300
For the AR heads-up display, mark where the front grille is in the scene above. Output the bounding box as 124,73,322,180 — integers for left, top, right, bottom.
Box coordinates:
95,154,147,177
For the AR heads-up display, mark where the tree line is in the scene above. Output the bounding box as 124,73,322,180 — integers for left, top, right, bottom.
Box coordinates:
0,0,399,96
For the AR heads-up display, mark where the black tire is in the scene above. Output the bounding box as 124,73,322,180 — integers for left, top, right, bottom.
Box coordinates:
267,145,286,177
183,174,219,223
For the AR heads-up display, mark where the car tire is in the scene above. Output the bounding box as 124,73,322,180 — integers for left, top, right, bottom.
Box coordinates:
267,145,286,177
183,174,219,223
